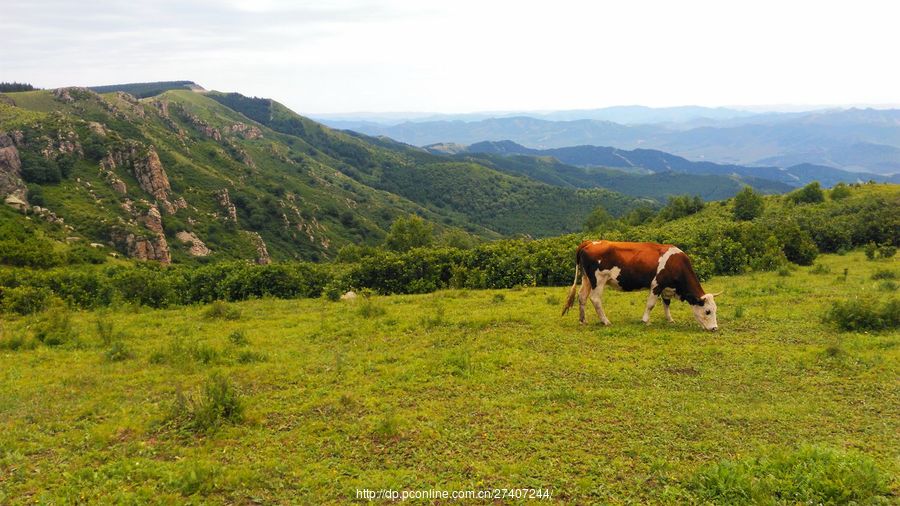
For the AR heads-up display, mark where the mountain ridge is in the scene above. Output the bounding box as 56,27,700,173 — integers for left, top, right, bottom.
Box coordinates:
0,85,642,264
321,109,900,175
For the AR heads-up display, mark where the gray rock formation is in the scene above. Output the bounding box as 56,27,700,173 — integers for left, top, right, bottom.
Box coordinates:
0,132,27,207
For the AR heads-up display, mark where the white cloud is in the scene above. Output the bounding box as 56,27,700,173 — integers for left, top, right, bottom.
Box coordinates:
2,0,898,113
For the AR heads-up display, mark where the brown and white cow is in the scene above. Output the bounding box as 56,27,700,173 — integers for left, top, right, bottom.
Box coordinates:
561,240,720,331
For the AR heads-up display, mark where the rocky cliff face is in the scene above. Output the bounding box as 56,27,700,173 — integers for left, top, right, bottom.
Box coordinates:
228,122,263,140
102,141,182,213
112,204,171,263
41,129,83,159
216,189,238,223
245,231,271,265
0,132,27,207
175,231,211,256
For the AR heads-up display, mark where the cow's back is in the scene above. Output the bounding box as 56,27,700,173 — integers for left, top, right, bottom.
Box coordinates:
578,241,673,291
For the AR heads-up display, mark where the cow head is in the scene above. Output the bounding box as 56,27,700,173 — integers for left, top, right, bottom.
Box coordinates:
691,293,720,331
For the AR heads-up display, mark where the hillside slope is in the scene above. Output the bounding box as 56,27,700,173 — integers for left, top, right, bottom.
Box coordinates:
0,87,639,263
459,140,899,187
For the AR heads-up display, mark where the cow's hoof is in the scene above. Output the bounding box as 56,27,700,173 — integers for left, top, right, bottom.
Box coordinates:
601,319,611,326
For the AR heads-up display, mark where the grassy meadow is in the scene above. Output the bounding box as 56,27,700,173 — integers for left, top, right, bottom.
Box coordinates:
0,250,897,504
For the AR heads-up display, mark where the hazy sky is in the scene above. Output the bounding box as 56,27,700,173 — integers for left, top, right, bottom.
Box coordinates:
4,0,899,114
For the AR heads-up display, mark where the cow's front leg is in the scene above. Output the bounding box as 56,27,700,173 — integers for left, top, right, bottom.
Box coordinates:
589,282,611,325
642,292,658,324
663,298,675,323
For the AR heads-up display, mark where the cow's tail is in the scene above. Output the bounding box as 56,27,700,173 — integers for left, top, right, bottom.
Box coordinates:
561,249,582,316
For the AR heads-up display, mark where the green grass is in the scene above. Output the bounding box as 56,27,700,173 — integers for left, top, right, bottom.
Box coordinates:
0,251,897,503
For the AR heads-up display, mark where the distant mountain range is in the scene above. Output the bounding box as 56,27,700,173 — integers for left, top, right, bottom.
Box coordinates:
320,108,900,176
314,105,758,126
442,140,900,187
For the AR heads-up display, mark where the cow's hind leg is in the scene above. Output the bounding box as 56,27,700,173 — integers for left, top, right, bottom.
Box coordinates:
642,292,658,324
589,282,611,326
578,275,591,324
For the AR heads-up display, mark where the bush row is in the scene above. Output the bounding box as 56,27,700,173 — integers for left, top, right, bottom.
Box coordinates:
2,186,896,313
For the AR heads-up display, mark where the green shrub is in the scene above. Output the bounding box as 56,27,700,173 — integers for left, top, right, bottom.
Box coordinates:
169,373,245,432
777,223,818,266
583,205,618,232
871,269,896,280
104,341,133,362
227,330,249,346
788,182,825,204
372,411,401,441
750,236,788,272
203,300,241,320
830,182,851,200
686,446,891,504
236,350,267,363
809,263,830,274
357,296,386,318
864,242,878,260
825,298,899,332
66,244,106,265
112,267,174,308
43,269,114,308
33,305,75,346
0,332,38,351
1,286,52,315
420,304,447,329
878,280,897,292
878,243,897,259
383,214,434,252
732,186,764,221
658,195,704,221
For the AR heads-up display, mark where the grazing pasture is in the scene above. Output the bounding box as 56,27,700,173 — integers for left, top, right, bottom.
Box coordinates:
0,251,897,504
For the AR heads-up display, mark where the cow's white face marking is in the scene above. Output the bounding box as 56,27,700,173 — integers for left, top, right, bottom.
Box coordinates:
691,294,719,331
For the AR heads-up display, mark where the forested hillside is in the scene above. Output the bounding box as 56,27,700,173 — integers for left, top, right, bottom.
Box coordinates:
0,86,642,264
458,140,899,187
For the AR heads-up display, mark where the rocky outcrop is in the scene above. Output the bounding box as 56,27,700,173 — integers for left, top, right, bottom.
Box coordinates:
153,99,170,118
52,87,97,104
112,205,171,263
0,132,27,207
31,205,64,224
228,122,263,140
245,231,270,265
4,195,28,212
107,173,127,194
228,142,256,168
175,231,211,256
184,112,221,141
102,141,177,212
113,92,145,118
134,149,171,206
52,87,75,103
41,129,83,159
141,205,165,234
113,231,171,263
88,122,108,137
216,189,238,223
